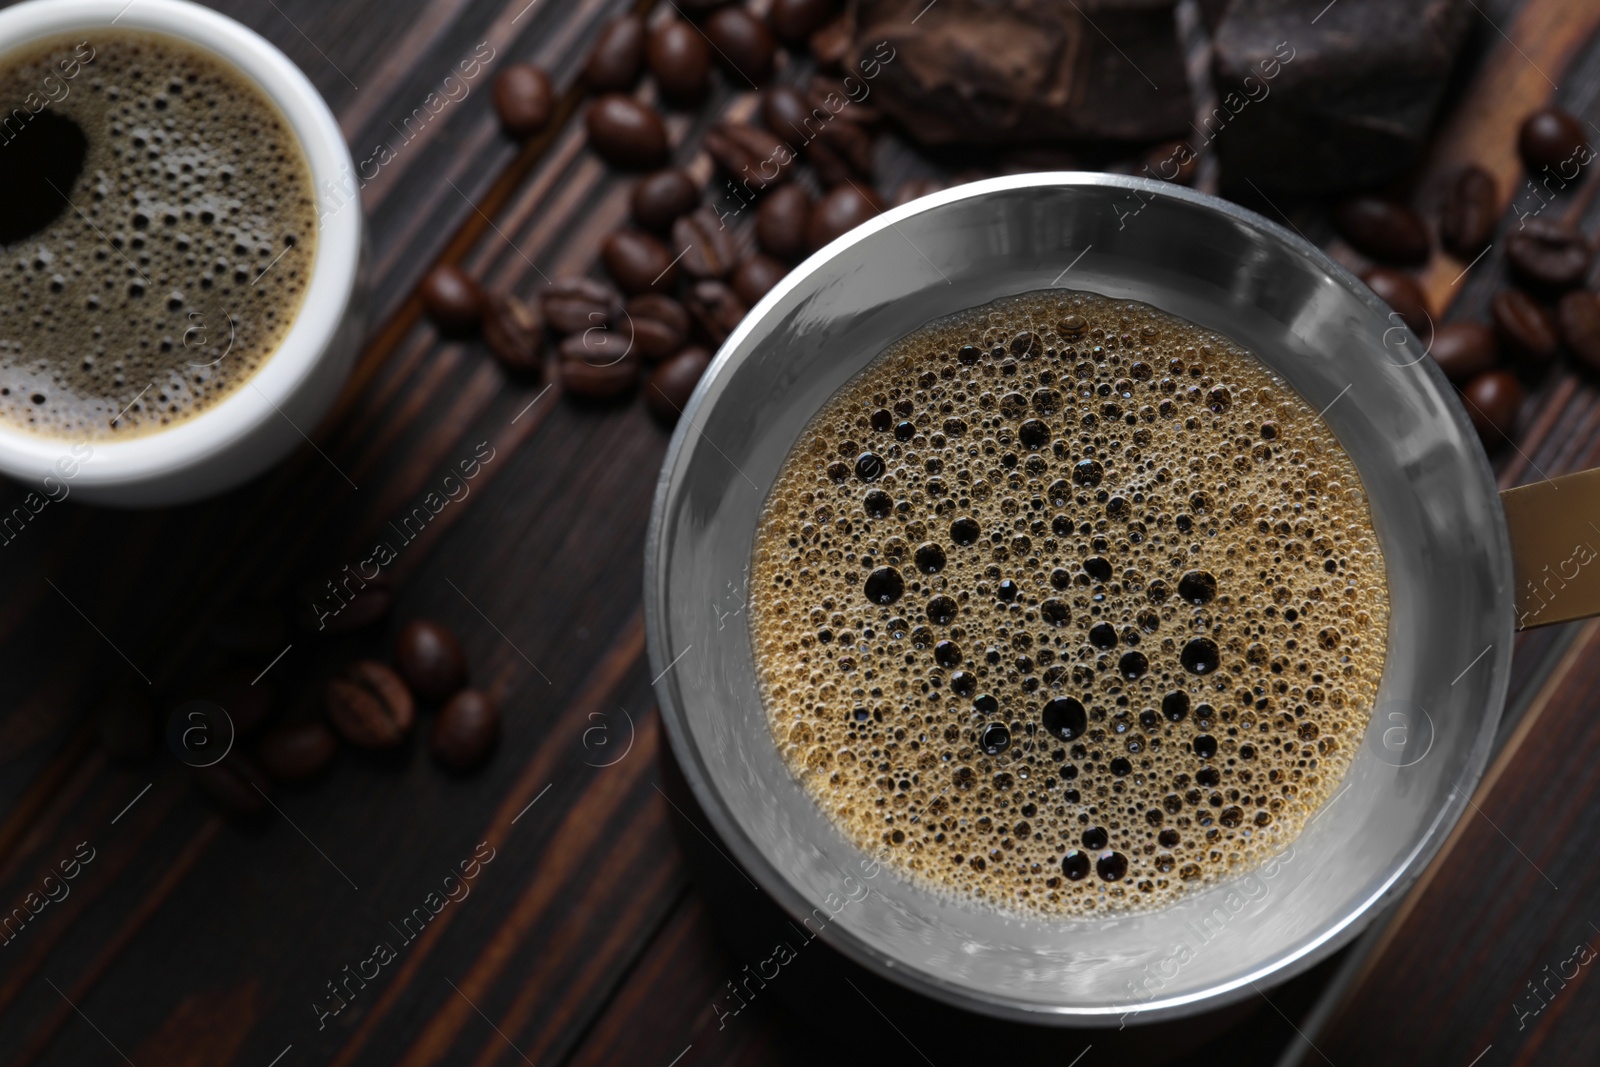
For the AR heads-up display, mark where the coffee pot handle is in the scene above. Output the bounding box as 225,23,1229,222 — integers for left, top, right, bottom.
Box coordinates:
1503,469,1600,629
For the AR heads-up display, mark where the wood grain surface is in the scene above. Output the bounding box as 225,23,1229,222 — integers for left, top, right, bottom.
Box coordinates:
0,0,1598,1065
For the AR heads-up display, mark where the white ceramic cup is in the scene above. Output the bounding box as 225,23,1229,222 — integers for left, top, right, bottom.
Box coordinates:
0,0,364,507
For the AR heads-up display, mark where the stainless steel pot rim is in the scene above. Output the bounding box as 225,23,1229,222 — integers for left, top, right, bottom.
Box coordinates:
645,171,1508,1025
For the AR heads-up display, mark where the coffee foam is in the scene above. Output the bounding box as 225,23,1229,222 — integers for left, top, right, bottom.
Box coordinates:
749,290,1389,917
0,30,316,440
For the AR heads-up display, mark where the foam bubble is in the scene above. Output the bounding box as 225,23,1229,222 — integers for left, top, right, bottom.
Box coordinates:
0,30,316,439
749,290,1389,917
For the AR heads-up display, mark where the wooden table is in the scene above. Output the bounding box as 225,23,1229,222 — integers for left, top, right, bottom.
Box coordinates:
3,1,1600,1064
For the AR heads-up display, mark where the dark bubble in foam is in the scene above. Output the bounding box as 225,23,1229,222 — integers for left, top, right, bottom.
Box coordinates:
750,289,1388,917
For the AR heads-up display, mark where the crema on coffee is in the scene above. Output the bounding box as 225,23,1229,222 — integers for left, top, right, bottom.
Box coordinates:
749,289,1388,916
0,29,317,440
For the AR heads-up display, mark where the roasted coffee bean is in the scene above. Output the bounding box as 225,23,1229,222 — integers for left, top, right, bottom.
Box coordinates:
647,345,712,424
492,64,553,138
586,95,669,169
561,352,639,399
673,208,740,279
706,7,775,84
1462,370,1523,442
809,76,881,124
631,168,700,232
809,13,852,69
96,695,154,765
1144,140,1198,185
542,276,621,334
419,264,484,335
625,293,691,360
256,721,338,781
430,690,500,771
807,184,883,251
732,253,787,305
603,229,677,295
1360,267,1433,342
209,601,288,656
482,293,544,374
647,19,711,102
325,661,415,748
298,577,394,634
1558,290,1600,370
756,183,812,261
1518,107,1589,173
1439,166,1497,259
1428,322,1498,383
559,327,633,368
762,85,818,146
893,178,945,207
1492,289,1561,365
704,122,796,193
684,280,747,344
1335,197,1430,264
1506,218,1592,290
192,753,270,815
764,85,872,185
395,619,468,701
584,14,645,91
770,0,837,46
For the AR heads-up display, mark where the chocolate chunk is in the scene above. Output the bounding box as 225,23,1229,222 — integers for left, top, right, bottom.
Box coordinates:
1212,0,1471,192
846,0,1191,145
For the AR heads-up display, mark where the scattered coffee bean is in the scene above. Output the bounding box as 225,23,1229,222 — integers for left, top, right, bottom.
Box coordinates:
256,721,338,781
769,0,837,46
1335,197,1430,264
584,14,645,92
492,64,554,138
482,293,544,374
420,264,484,335
586,95,669,169
395,619,468,701
1506,218,1592,290
192,754,270,815
810,74,881,124
561,350,639,399
1360,267,1433,342
704,122,796,193
95,695,154,766
807,184,883,251
603,229,678,294
648,19,711,102
1428,322,1498,383
430,690,500,771
542,276,621,334
626,293,691,359
673,207,740,279
706,7,775,84
647,345,712,424
756,183,812,261
209,601,288,656
559,327,634,368
1492,289,1561,366
1462,370,1524,442
299,577,394,634
1558,290,1600,370
809,12,852,68
732,253,787,305
685,279,748,343
325,661,415,749
1518,106,1589,173
892,178,945,207
631,168,700,231
1439,165,1497,259
764,85,873,186
1143,140,1198,185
